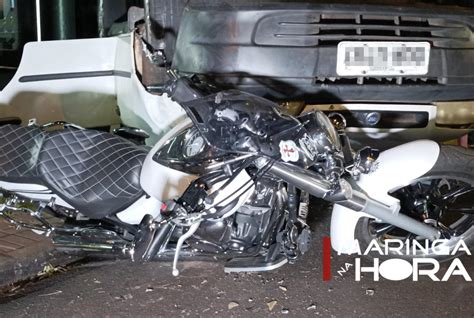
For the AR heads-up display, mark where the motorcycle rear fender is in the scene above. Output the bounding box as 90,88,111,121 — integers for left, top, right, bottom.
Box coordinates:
330,140,441,254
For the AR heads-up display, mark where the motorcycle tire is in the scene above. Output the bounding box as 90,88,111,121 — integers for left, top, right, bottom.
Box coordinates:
354,145,474,261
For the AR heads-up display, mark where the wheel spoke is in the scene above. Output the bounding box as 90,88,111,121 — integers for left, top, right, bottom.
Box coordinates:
370,160,474,255
430,179,441,194
453,218,474,236
447,207,474,214
440,187,474,201
370,223,396,237
437,221,455,239
406,232,418,240
378,177,473,247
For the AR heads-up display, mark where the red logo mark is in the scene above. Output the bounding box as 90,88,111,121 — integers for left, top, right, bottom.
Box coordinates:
283,144,295,155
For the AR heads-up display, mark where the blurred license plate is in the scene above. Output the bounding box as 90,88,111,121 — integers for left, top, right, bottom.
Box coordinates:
336,41,430,76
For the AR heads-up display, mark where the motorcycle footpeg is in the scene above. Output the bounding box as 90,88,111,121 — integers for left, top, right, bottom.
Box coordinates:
224,255,288,273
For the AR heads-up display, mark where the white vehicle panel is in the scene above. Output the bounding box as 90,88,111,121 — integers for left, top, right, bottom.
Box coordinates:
0,37,121,127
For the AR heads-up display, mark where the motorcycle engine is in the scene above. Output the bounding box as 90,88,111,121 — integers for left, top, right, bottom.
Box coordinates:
187,177,284,254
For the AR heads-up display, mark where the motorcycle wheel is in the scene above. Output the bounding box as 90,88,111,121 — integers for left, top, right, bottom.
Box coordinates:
354,145,474,261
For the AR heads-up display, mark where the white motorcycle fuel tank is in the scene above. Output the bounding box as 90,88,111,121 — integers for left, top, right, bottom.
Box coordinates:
140,119,197,202
140,118,255,214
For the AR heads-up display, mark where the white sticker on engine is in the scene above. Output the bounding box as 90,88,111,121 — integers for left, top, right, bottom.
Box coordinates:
299,133,318,160
279,140,299,162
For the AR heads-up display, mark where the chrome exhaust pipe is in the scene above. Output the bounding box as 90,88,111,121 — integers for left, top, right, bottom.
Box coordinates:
269,162,440,240
52,228,131,255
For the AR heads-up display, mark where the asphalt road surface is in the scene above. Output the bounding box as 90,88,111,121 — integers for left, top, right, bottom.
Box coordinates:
0,203,472,317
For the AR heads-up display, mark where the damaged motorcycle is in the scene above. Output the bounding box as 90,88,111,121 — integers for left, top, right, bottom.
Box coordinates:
0,77,472,275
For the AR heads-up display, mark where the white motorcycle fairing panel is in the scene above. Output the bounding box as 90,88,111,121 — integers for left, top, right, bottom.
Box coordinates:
115,195,162,224
330,140,440,254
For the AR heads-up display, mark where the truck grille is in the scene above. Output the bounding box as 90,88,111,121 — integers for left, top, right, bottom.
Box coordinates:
254,13,473,48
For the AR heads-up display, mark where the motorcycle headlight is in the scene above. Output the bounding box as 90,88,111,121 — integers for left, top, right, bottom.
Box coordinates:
183,128,206,158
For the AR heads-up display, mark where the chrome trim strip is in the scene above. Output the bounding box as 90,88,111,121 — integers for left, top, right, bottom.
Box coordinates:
224,258,288,273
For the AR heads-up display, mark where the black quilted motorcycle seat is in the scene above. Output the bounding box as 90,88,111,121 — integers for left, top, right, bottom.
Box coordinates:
36,129,148,219
0,125,45,182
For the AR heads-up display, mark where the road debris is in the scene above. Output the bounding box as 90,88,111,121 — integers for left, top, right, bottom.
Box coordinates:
366,288,375,296
267,300,277,311
39,290,62,297
228,301,239,310
38,264,66,277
